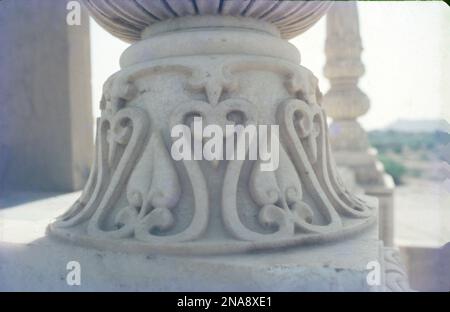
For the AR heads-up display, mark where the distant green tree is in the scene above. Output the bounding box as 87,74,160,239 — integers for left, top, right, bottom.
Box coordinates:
368,130,450,154
378,155,407,185
392,144,403,154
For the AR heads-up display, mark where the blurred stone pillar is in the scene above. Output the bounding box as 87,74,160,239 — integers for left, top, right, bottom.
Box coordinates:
0,0,93,192
323,1,395,246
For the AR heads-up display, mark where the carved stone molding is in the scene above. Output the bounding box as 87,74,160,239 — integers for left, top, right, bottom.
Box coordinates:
48,1,377,255
383,247,414,292
84,0,332,42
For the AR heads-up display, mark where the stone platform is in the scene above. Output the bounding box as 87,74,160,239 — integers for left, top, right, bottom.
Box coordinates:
0,192,382,291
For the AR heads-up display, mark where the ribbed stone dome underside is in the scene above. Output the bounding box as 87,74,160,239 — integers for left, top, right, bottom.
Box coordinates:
84,0,332,42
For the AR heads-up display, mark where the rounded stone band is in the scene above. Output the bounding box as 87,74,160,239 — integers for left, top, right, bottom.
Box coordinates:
83,0,333,42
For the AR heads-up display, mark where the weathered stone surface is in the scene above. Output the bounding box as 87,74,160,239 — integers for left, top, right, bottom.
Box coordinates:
0,232,379,291
0,192,381,291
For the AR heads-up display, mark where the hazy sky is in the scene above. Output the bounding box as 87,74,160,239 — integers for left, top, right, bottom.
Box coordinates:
90,1,450,130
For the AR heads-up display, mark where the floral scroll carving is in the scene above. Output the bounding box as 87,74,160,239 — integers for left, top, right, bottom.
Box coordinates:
50,56,376,255
54,107,150,229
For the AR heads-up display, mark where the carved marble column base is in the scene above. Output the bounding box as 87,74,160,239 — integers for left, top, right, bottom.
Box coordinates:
48,15,378,256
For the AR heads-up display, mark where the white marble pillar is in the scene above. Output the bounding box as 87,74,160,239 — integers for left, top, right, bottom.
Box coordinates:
323,1,395,246
42,0,409,291
0,0,93,192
